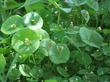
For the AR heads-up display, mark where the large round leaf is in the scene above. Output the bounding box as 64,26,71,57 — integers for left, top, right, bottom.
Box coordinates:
23,12,43,30
1,15,24,35
11,28,41,53
0,54,6,73
79,27,103,48
49,44,70,64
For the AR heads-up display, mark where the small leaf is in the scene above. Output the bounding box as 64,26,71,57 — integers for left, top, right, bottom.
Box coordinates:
1,15,24,35
48,44,70,64
23,12,43,30
11,28,41,53
79,27,103,48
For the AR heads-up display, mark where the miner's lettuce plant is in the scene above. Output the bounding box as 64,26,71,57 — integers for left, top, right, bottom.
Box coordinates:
0,0,110,82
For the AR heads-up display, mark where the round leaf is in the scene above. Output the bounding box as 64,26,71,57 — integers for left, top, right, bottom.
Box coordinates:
11,28,40,53
49,44,70,64
79,27,103,48
1,15,24,35
23,12,43,30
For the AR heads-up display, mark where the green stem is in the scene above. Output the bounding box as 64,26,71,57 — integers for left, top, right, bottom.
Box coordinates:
5,53,19,82
95,13,98,27
57,11,60,25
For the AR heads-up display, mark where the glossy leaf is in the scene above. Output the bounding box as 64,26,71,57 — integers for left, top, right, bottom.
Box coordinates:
23,12,43,30
87,0,99,11
1,15,24,35
79,27,103,48
19,64,31,77
35,29,50,40
49,44,70,64
11,28,41,53
40,39,56,56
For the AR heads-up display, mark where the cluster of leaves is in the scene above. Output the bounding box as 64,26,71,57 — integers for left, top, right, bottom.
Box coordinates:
0,0,110,82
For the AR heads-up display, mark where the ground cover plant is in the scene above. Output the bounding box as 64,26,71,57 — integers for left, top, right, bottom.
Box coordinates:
0,0,110,82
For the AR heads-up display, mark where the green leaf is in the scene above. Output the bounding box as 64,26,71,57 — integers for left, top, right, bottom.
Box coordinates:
75,51,92,68
97,67,110,76
104,58,110,66
23,12,43,31
17,53,32,63
83,72,98,82
19,64,31,77
0,54,6,73
45,80,57,82
11,28,41,53
1,15,24,35
79,27,103,48
34,48,46,64
102,44,110,56
57,66,69,77
69,76,84,82
81,9,90,23
68,0,87,6
86,0,99,11
8,68,21,81
24,0,42,6
40,39,56,56
0,0,21,11
49,44,70,64
30,66,43,79
35,29,50,40
99,75,110,82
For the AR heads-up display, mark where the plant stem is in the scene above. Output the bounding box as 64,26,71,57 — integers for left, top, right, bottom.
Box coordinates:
5,53,19,82
57,11,60,25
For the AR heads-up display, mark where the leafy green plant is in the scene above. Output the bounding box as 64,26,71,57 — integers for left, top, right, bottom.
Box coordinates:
0,0,110,82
